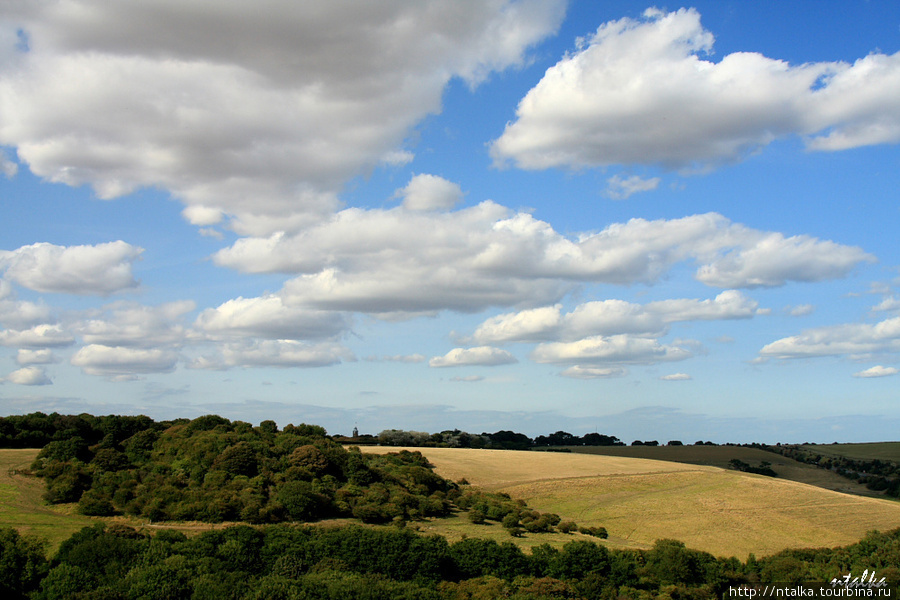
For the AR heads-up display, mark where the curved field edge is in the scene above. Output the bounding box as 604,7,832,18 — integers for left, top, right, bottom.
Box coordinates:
361,446,900,559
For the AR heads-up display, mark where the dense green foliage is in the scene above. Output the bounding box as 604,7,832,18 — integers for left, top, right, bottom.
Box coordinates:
728,459,778,477
27,415,460,524
0,524,897,599
14,413,571,534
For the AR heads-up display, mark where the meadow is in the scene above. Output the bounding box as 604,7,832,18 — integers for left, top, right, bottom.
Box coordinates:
0,449,93,550
362,446,900,559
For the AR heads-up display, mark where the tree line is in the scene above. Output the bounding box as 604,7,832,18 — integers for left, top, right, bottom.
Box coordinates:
1,523,898,599
370,428,627,449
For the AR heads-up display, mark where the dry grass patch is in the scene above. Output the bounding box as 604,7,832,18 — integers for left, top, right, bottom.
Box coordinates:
568,445,882,497
362,446,900,559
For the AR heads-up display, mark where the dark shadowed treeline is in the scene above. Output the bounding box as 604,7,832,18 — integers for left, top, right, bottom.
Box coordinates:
768,445,900,498
374,428,625,449
1,523,899,599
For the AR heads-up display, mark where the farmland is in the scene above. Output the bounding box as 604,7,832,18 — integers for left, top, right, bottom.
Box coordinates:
362,446,900,558
561,444,883,497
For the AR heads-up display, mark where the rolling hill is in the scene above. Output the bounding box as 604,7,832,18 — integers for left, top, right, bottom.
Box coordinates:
361,446,900,558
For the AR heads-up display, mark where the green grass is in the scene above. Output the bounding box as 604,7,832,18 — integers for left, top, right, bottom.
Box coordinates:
0,449,94,552
800,442,900,463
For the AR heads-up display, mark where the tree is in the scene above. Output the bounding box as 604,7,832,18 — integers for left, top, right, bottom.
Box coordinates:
0,528,47,599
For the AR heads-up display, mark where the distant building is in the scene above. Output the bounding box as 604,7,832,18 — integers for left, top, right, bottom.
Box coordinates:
352,426,358,438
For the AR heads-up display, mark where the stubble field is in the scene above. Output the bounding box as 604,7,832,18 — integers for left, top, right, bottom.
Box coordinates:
362,446,900,559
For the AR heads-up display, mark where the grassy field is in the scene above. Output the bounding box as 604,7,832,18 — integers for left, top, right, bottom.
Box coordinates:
561,445,882,497
800,442,900,462
0,449,94,551
362,446,900,559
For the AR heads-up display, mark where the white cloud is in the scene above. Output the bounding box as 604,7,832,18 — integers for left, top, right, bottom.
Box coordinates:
70,344,178,377
193,295,347,341
3,366,51,385
429,346,518,367
78,300,194,348
694,232,873,288
760,315,900,359
0,0,565,233
473,290,758,344
0,241,142,295
15,348,56,365
216,340,354,369
0,149,16,177
605,174,660,200
786,304,815,317
0,296,52,329
559,365,626,379
872,296,900,313
853,365,898,378
398,174,464,211
530,335,692,366
491,8,900,172
0,324,74,348
214,206,868,318
660,373,692,381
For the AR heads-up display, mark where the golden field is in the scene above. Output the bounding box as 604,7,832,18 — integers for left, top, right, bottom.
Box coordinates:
362,446,900,558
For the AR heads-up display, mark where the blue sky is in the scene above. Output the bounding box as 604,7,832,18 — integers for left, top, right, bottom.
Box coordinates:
1,1,899,443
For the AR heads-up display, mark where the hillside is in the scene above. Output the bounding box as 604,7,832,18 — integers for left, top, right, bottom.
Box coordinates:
361,446,900,558
800,442,900,462
563,444,883,497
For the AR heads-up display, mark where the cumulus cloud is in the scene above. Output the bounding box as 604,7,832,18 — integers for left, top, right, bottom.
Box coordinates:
491,8,900,172
660,373,692,381
472,290,758,344
694,233,873,288
429,346,518,367
398,174,463,211
559,365,626,379
0,324,74,348
193,295,347,341
0,0,565,233
759,315,900,359
77,300,194,348
0,241,142,295
786,304,815,317
70,344,179,378
15,348,56,365
3,366,51,385
214,206,868,317
0,293,53,329
605,174,660,200
872,296,900,313
853,365,898,378
530,335,692,366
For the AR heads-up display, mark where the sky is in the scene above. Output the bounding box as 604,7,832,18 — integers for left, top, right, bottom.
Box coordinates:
1,1,899,444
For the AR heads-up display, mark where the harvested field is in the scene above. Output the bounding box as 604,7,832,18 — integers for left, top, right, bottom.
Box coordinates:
362,446,900,558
